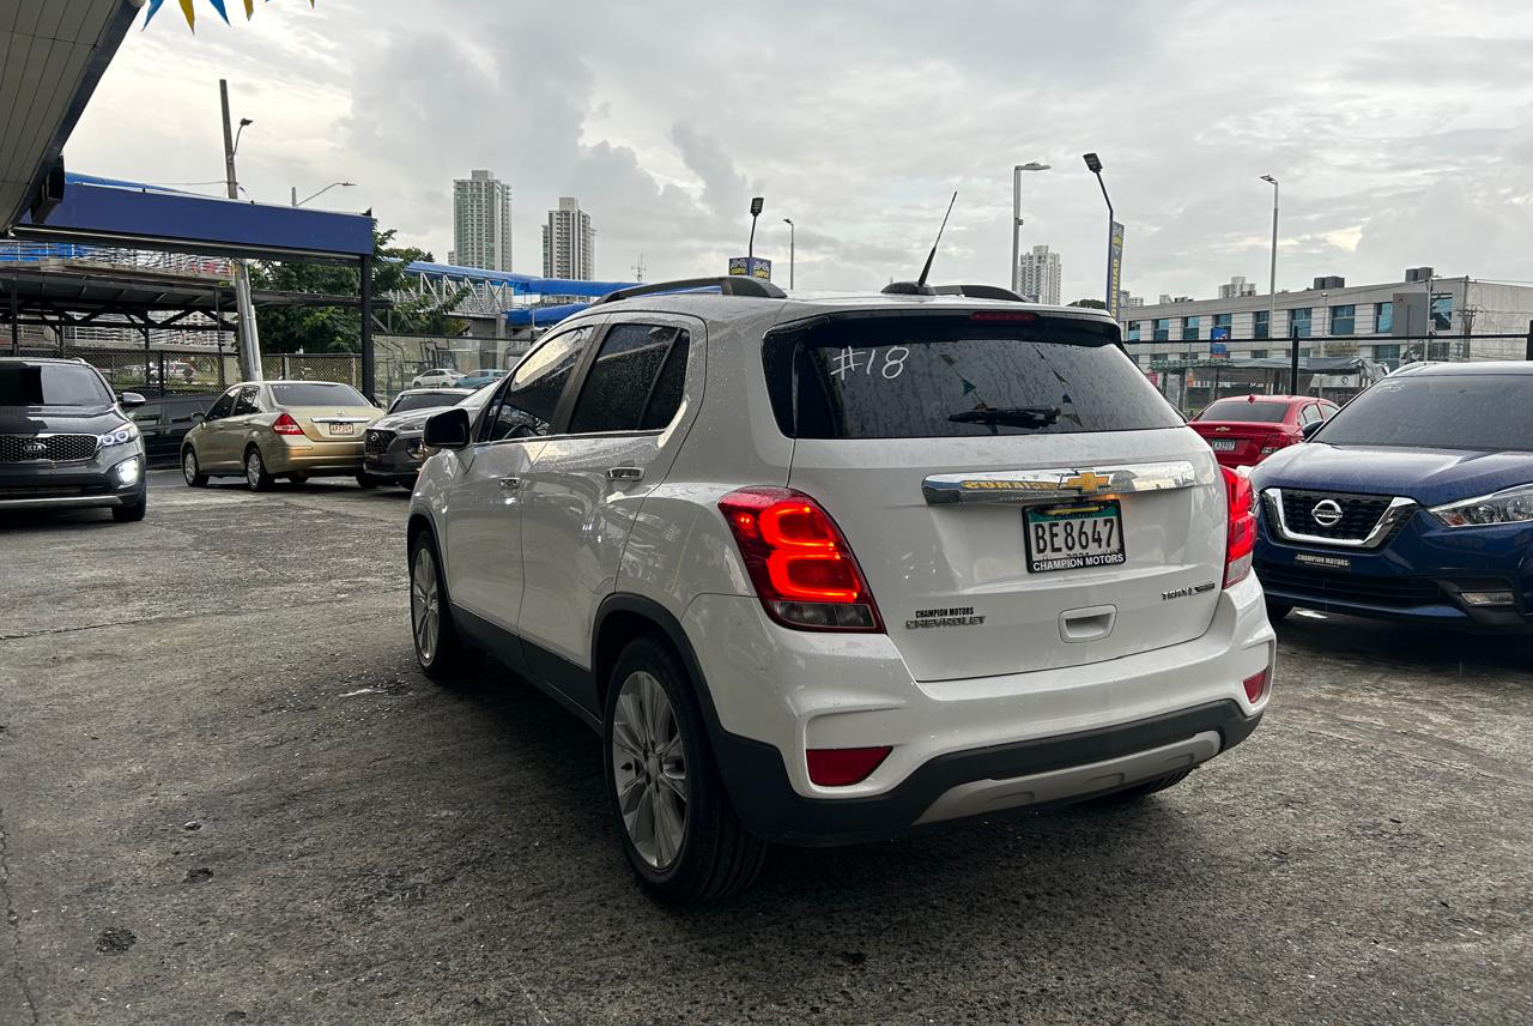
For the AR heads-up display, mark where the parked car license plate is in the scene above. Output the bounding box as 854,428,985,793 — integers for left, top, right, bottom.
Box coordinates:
1210,439,1238,451
328,423,355,436
1023,500,1126,574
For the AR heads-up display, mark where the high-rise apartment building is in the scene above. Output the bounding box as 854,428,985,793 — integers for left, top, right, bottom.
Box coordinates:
1218,275,1257,299
541,197,596,280
452,170,512,271
1017,244,1062,305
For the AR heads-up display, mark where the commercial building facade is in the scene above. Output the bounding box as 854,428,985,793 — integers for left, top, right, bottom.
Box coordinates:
1017,244,1062,305
452,170,513,272
541,197,596,280
1121,272,1533,371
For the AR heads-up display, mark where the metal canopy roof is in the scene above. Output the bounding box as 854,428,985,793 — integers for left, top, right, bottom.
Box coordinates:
0,0,137,231
16,175,377,263
404,260,635,297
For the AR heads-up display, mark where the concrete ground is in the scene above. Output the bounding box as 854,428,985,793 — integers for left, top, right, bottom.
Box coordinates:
1,469,1529,1025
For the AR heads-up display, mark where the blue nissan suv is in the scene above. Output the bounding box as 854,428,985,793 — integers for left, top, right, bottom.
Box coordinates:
1251,362,1533,634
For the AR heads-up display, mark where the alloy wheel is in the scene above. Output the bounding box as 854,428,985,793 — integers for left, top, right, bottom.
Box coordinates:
183,450,198,485
411,546,440,664
246,451,263,489
611,670,689,870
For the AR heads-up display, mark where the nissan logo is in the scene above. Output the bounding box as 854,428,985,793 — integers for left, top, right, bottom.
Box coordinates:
21,440,47,457
1311,499,1344,528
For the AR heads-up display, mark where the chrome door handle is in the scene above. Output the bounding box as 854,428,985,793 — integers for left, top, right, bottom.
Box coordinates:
606,466,645,482
499,476,521,490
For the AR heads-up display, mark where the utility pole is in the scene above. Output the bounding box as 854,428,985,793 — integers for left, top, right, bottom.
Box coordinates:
221,79,262,382
1261,176,1279,344
631,254,646,283
782,219,795,289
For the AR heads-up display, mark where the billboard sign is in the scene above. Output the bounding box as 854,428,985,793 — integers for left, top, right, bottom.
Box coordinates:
728,256,773,281
1105,221,1125,319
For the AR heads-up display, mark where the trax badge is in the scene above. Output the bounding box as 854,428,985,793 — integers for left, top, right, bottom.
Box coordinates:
1161,582,1216,602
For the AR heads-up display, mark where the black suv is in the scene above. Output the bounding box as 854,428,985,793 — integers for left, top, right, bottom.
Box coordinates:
0,358,149,522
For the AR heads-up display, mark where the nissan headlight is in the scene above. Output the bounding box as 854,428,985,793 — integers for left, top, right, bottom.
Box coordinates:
1429,484,1533,527
98,422,140,448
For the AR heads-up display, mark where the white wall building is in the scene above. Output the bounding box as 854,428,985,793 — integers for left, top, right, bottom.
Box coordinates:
1017,244,1062,305
1121,271,1533,370
541,197,596,280
452,170,513,272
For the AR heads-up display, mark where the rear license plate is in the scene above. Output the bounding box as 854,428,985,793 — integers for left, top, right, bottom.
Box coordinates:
1024,500,1126,574
328,423,355,436
1210,439,1238,451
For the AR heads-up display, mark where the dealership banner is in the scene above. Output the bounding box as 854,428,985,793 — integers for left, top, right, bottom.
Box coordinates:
1106,221,1125,320
145,0,315,32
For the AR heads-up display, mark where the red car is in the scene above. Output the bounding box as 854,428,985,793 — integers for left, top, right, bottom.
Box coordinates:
1189,394,1339,469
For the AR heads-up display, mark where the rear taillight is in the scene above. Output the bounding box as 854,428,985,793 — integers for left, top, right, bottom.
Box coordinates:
1222,466,1255,588
1260,431,1297,456
718,487,883,632
807,746,891,786
273,412,304,436
1243,668,1270,704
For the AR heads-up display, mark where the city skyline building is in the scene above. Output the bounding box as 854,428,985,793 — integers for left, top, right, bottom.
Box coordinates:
1218,275,1258,299
452,169,513,272
1017,243,1062,305
542,196,596,280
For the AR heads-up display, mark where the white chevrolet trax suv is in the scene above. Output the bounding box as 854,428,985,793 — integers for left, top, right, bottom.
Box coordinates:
407,277,1275,903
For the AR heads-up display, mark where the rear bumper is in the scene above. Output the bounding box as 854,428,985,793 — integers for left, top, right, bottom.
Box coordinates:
713,701,1262,845
685,573,1275,845
266,440,364,475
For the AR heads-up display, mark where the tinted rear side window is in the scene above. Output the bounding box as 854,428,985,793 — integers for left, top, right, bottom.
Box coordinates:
1200,399,1289,423
270,383,368,406
1316,374,1533,451
568,324,690,434
763,313,1180,439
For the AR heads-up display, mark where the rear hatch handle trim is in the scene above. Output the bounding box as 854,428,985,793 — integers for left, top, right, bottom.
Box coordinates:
922,460,1201,505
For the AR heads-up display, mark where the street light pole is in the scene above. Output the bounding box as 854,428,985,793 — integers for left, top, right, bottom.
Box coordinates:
220,79,262,383
293,181,356,208
782,218,795,289
1011,162,1049,295
1261,175,1279,343
1082,153,1116,315
747,196,764,265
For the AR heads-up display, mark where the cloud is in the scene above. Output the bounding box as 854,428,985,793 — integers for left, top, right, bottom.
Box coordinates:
61,0,1533,297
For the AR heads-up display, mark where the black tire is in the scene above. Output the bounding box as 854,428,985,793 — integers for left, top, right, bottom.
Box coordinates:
1265,601,1294,622
244,446,275,492
111,495,147,523
356,473,379,490
603,635,767,904
1090,769,1193,805
289,473,310,487
408,531,471,680
181,448,208,487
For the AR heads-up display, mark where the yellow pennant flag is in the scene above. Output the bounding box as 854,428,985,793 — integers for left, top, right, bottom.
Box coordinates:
178,0,196,30
244,0,255,17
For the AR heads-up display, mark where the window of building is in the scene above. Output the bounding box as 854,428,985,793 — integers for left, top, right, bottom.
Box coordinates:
1127,321,1142,341
1431,293,1453,330
1212,313,1232,334
1374,301,1393,333
1329,304,1355,335
1290,308,1313,338
1253,310,1270,340
1373,343,1401,366
1251,349,1268,360
1153,318,1171,342
1182,316,1200,341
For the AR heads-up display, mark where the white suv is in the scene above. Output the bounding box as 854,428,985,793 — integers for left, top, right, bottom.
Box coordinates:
407,277,1275,903
411,368,462,389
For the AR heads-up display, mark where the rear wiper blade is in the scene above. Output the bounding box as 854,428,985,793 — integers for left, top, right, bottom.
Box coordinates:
948,405,1060,428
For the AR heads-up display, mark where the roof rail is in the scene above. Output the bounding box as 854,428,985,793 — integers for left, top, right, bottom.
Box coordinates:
932,284,1027,302
592,276,787,306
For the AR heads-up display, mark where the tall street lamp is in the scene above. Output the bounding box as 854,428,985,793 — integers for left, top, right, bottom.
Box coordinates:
1082,153,1120,317
292,181,356,207
782,218,795,289
1261,175,1279,342
1011,161,1049,295
747,196,764,265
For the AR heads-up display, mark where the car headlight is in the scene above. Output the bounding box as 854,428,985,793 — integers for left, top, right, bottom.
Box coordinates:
98,422,140,448
1429,484,1533,527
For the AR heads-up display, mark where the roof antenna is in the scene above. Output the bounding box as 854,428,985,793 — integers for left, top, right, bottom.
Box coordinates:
884,191,957,295
917,191,958,289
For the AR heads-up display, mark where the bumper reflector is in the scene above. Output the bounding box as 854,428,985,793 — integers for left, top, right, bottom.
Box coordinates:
1243,668,1270,704
1460,590,1515,607
807,746,891,787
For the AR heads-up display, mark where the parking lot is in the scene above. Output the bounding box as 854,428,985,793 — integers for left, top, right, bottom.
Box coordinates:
0,469,1529,1026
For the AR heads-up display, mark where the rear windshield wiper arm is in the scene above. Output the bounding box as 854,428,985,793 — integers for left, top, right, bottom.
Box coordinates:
948,405,1060,428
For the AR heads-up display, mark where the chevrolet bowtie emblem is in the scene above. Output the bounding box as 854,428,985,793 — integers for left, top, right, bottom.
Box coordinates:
1062,471,1113,494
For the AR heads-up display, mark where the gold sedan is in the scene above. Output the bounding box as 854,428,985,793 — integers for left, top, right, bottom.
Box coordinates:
180,380,383,490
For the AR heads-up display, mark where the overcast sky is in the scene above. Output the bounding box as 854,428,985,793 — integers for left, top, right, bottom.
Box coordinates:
67,0,1533,301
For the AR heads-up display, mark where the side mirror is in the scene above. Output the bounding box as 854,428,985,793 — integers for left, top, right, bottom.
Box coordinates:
1301,420,1325,440
191,412,207,423
119,392,146,408
423,408,471,450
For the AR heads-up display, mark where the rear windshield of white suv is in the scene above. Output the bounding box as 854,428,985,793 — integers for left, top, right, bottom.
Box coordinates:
1315,373,1533,451
763,312,1181,438
0,363,113,407
270,383,369,407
